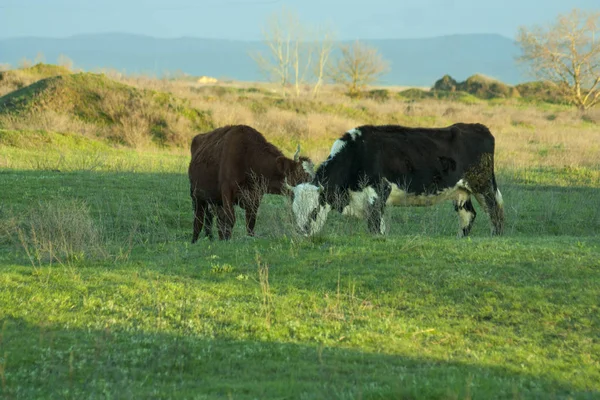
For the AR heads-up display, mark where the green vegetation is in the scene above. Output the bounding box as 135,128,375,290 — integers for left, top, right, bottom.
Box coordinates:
1,130,599,398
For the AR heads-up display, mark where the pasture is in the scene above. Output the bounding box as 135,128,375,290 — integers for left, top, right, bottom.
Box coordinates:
0,79,600,399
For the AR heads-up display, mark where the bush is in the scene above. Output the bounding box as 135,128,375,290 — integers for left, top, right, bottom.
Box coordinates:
515,81,567,104
457,74,520,99
431,74,520,100
18,199,104,263
398,88,433,100
364,89,390,102
432,75,458,92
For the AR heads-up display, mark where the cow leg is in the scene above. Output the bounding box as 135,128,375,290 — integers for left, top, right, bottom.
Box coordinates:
215,207,226,240
203,205,215,240
217,186,236,240
243,197,261,237
238,187,262,237
475,179,504,236
366,180,392,235
454,191,476,238
191,195,206,244
366,206,386,234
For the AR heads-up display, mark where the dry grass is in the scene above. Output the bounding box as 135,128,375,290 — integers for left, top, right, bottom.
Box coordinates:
115,74,598,168
1,67,598,168
0,111,101,137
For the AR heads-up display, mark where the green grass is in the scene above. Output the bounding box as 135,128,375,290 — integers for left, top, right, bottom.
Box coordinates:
0,129,187,172
1,132,599,399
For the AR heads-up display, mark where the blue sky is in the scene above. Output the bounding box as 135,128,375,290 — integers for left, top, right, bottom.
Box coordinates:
0,0,598,40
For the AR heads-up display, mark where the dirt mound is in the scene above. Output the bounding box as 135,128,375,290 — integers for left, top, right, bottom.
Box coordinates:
0,72,213,147
0,63,72,97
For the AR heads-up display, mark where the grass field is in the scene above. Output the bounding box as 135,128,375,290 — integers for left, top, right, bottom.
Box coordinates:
0,70,599,398
1,129,599,399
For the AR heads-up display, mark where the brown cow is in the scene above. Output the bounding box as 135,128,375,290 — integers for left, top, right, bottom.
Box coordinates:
188,125,314,242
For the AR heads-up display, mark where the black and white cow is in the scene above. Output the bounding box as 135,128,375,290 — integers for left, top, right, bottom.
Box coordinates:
286,123,504,237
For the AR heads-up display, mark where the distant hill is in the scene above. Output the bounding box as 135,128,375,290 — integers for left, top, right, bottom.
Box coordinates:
0,33,526,87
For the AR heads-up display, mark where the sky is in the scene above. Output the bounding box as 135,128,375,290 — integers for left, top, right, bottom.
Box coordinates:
0,0,598,40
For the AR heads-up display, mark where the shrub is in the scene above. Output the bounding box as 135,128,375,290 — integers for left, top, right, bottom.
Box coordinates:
432,75,458,92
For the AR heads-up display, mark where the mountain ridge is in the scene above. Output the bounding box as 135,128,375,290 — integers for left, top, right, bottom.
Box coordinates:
0,32,526,86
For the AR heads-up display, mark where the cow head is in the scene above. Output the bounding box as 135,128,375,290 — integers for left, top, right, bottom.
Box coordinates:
285,181,331,236
276,145,315,188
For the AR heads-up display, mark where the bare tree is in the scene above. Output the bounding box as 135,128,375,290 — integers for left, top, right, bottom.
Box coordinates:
328,40,390,98
312,28,335,97
252,8,336,97
291,22,314,97
517,9,600,110
18,57,32,69
252,8,299,96
34,52,46,64
57,54,74,71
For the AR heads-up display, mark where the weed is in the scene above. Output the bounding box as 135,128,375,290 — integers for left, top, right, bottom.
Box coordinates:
256,252,273,328
16,199,104,264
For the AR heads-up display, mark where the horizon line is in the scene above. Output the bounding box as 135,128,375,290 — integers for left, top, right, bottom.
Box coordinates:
0,31,514,42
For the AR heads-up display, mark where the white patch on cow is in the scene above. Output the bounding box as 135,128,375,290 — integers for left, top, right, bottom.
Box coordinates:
455,191,473,238
386,179,472,207
455,179,472,192
347,128,362,141
496,188,504,207
289,183,331,235
302,160,315,179
342,186,378,218
306,203,330,236
379,216,386,235
328,139,346,159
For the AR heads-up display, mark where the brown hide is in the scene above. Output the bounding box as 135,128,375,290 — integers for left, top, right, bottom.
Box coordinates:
188,125,313,242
